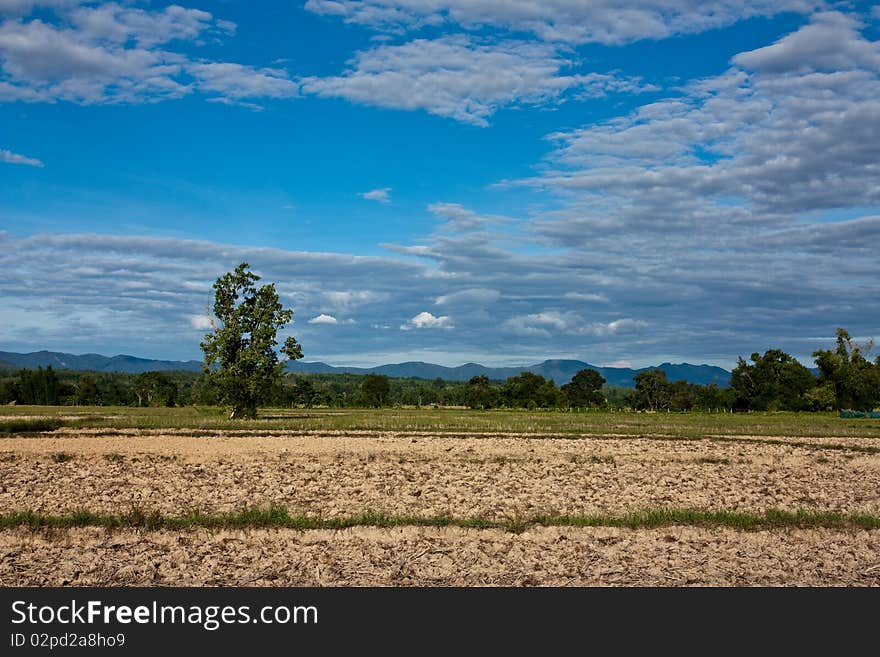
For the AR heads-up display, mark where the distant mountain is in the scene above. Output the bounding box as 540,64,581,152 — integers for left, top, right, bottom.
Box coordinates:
286,358,732,387
0,351,732,386
0,350,203,374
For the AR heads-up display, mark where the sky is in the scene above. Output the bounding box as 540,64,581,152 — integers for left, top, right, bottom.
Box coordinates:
1,1,879,368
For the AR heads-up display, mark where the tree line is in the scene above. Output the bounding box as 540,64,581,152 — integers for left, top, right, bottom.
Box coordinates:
2,328,877,413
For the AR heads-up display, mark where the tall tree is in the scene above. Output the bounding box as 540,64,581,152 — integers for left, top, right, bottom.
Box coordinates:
561,368,606,408
133,371,178,407
813,328,880,411
631,369,670,411
200,262,303,419
503,372,558,408
75,374,101,406
730,349,815,411
464,374,499,409
360,374,390,407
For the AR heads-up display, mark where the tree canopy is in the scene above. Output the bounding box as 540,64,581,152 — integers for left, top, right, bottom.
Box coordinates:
813,328,880,411
730,349,815,411
561,368,606,408
200,262,303,419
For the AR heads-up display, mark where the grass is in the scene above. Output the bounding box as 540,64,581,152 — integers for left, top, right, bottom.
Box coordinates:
1,506,878,533
0,405,879,439
0,418,66,434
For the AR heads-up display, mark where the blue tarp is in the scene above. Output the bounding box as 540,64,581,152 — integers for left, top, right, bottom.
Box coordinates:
839,410,880,419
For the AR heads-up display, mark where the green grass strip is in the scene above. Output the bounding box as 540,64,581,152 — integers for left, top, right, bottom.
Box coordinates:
0,419,66,434
1,506,878,533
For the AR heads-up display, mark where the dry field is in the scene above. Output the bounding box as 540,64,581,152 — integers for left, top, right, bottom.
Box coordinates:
1,409,879,586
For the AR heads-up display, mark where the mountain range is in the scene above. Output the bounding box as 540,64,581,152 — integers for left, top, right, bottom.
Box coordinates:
0,350,732,387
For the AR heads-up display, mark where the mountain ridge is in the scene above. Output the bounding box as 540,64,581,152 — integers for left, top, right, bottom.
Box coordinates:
0,350,732,387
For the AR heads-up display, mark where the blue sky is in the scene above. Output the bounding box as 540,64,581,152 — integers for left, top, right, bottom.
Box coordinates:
1,1,879,367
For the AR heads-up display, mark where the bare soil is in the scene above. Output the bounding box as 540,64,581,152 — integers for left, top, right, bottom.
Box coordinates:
1,525,878,586
1,433,878,517
2,429,879,586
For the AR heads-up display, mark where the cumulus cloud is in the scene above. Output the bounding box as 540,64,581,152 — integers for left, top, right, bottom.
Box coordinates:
502,312,646,338
305,0,814,45
427,202,516,232
300,35,651,126
524,12,880,235
309,313,338,324
590,318,649,337
0,3,291,105
1,207,878,367
68,2,228,48
400,311,453,330
359,187,391,203
502,311,574,337
0,146,42,166
189,62,298,103
732,12,880,73
323,289,389,310
189,314,212,330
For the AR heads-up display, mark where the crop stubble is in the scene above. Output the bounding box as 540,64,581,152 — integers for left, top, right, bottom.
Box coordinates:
1,428,878,586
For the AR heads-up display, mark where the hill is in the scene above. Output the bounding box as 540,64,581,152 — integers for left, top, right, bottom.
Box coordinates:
286,358,731,387
0,351,731,386
0,350,203,374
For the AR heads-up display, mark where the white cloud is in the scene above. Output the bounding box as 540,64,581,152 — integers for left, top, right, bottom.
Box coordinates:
324,290,389,309
428,202,515,232
189,62,298,103
502,311,576,337
400,311,453,330
435,288,500,306
526,12,880,230
0,4,292,106
589,318,648,337
732,12,880,73
502,312,646,338
300,35,651,126
189,314,212,330
564,292,609,303
309,313,338,324
359,187,391,203
0,147,42,166
305,0,814,45
0,18,189,103
68,3,225,48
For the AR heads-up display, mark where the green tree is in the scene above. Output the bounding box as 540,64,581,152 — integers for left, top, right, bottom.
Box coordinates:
502,372,560,408
360,373,390,407
464,374,499,409
694,383,733,411
291,377,318,407
133,371,178,407
631,369,670,411
17,367,61,405
667,380,698,411
75,374,101,406
200,262,303,419
730,349,815,411
561,368,606,408
804,384,837,412
813,328,880,411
